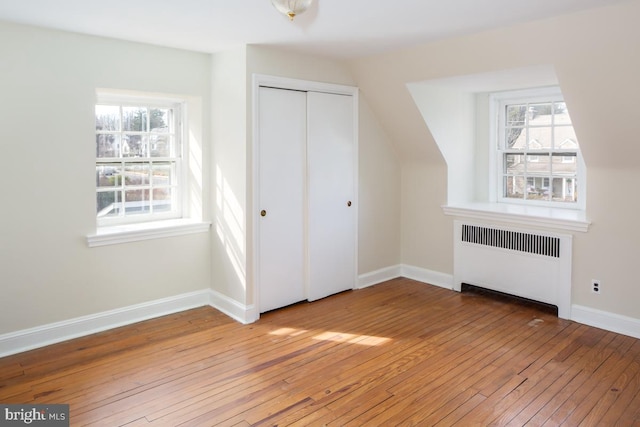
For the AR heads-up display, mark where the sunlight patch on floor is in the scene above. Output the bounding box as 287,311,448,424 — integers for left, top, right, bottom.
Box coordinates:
312,331,391,346
269,327,308,337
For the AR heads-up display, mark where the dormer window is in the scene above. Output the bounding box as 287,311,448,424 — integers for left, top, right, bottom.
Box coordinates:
492,87,584,208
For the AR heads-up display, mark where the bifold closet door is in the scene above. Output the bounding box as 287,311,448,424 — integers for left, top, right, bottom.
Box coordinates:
307,91,356,301
257,87,306,313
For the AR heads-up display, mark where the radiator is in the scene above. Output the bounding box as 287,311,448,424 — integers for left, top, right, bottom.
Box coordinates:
453,220,572,319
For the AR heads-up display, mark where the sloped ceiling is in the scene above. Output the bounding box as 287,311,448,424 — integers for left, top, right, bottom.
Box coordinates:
348,0,640,168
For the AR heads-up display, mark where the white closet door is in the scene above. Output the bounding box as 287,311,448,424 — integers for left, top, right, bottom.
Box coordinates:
307,91,356,301
257,87,306,312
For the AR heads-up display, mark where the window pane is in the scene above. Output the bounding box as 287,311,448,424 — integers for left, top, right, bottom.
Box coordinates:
505,128,525,149
526,154,551,175
552,177,577,202
125,189,150,215
504,175,525,199
528,127,552,150
152,162,174,186
505,154,525,174
506,104,527,126
122,135,148,157
124,163,150,185
150,108,171,132
529,103,553,122
96,164,122,188
552,153,577,175
150,134,172,157
123,107,148,132
527,177,550,200
153,188,173,213
97,191,122,217
96,134,121,158
96,105,120,131
554,102,571,124
554,127,578,150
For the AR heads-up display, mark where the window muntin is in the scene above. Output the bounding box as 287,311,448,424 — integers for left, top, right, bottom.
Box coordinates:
495,88,582,207
95,99,182,225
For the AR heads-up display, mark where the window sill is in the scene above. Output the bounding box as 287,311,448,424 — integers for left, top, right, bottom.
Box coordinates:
87,219,211,247
442,203,590,233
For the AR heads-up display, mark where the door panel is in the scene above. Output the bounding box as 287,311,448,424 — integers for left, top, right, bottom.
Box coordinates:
258,87,306,312
307,91,356,301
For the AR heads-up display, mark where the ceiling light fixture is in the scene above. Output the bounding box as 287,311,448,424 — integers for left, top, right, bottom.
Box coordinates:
271,0,313,21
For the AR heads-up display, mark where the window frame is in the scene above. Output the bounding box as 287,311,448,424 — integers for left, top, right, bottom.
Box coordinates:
490,87,585,211
95,92,187,228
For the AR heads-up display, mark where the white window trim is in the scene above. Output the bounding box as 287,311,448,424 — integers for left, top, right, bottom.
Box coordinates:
88,89,209,246
443,202,590,233
489,86,586,211
87,218,211,247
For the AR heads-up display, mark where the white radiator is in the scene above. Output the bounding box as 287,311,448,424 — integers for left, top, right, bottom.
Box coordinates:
453,220,572,319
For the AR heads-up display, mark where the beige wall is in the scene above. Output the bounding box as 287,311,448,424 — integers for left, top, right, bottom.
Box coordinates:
348,0,640,320
358,97,402,273
0,22,212,334
210,47,249,304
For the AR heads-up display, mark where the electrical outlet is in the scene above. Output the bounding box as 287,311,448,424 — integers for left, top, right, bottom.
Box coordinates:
591,279,601,294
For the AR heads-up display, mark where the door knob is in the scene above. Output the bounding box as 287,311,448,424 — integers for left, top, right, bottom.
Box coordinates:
260,210,267,217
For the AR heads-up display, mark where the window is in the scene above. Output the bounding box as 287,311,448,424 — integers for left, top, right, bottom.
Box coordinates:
95,95,184,226
492,87,583,208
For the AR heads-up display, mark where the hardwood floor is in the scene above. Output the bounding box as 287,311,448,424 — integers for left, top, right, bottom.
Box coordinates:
1,278,639,426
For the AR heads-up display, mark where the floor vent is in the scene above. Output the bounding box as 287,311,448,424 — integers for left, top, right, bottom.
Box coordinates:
461,283,559,316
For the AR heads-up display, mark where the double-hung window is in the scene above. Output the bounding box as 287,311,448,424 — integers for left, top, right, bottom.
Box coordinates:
95,94,184,226
492,87,584,209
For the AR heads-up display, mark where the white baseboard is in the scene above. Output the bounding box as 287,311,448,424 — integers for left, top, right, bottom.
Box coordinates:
571,305,640,340
357,265,402,289
0,289,211,358
208,289,257,324
357,264,454,290
400,265,454,290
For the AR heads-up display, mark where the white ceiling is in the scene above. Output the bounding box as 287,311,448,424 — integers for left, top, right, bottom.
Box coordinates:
0,0,631,58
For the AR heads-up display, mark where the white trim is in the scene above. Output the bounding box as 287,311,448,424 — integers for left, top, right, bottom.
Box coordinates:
443,203,590,233
401,265,454,290
87,219,210,247
0,289,211,358
208,289,258,325
357,264,453,290
253,74,358,97
357,265,402,289
571,305,640,340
